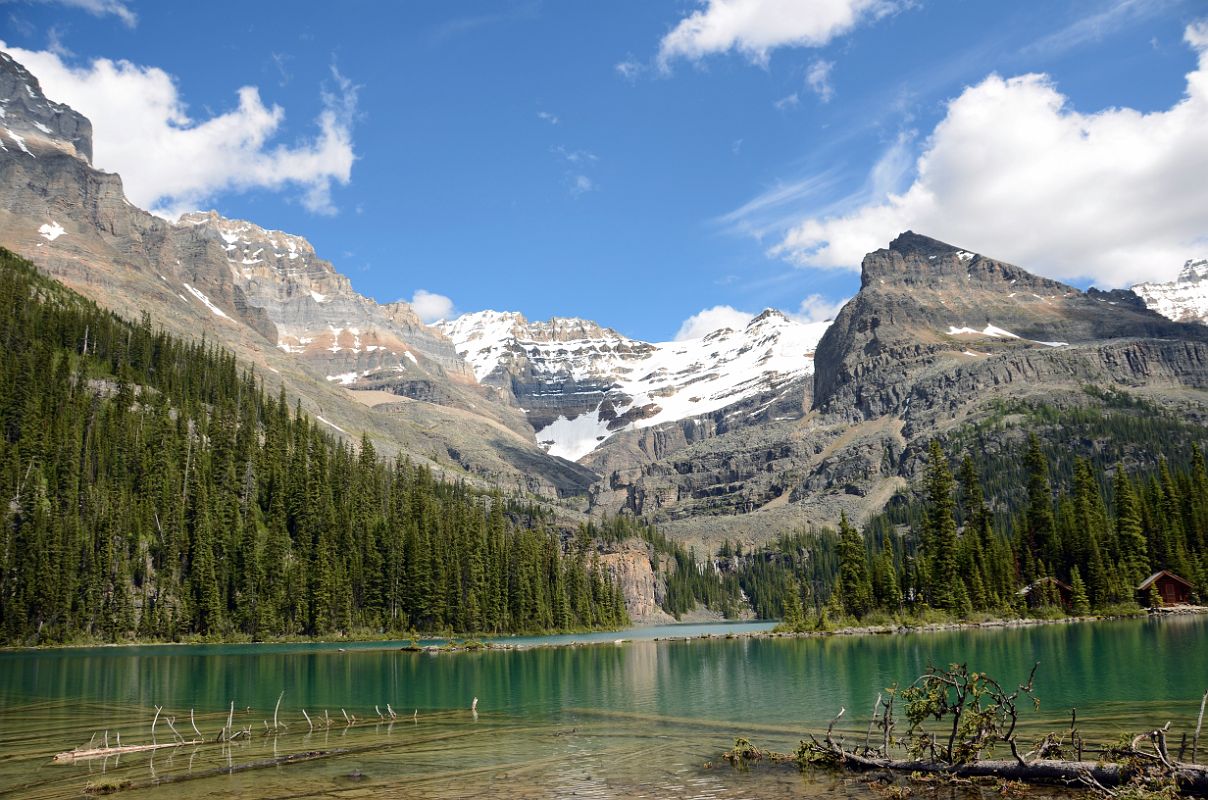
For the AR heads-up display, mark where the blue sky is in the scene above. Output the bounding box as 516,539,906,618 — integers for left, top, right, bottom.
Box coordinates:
3,0,1207,340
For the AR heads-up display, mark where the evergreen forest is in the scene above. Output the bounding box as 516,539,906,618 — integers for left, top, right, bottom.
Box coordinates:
745,436,1208,629
0,249,627,645
2,246,1206,645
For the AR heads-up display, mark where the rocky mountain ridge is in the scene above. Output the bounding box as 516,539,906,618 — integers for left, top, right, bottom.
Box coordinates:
0,51,91,162
4,48,1208,558
0,49,592,498
439,308,830,461
812,231,1205,420
1133,258,1208,325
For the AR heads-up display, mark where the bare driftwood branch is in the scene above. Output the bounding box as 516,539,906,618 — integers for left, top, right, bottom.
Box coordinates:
736,664,1208,798
1195,689,1208,764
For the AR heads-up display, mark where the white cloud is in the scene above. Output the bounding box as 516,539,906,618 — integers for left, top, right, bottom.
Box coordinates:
550,146,598,196
552,145,597,164
769,21,1208,287
790,294,847,323
410,290,455,324
28,0,136,27
615,59,643,81
806,59,834,102
1,44,358,219
773,92,800,111
570,174,596,195
674,305,755,340
536,110,560,125
658,0,903,68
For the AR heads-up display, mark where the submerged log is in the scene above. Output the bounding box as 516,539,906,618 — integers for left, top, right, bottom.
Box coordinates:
735,665,1208,798
809,745,1208,796
53,740,195,762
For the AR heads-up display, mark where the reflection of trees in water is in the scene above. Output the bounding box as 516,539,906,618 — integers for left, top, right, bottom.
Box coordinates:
3,616,1207,736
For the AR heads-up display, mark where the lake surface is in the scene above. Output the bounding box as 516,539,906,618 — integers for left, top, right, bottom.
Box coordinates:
1,616,1205,799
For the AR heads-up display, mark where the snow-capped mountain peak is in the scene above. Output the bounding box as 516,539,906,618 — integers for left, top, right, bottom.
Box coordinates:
1133,258,1208,324
438,308,832,461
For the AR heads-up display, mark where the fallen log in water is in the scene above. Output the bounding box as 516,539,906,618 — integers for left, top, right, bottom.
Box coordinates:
118,748,350,790
729,664,1208,798
805,745,1208,796
54,741,193,763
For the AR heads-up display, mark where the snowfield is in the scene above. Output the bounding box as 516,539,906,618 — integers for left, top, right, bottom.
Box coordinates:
441,309,832,461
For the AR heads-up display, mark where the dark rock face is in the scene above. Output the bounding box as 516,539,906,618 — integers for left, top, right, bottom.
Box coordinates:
0,51,92,162
4,49,1208,543
812,231,1208,421
0,48,595,499
589,233,1208,542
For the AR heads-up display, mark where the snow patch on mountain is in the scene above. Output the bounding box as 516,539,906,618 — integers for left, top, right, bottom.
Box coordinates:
440,309,831,461
946,323,1067,348
537,404,614,461
38,221,64,241
182,283,231,320
1133,259,1208,324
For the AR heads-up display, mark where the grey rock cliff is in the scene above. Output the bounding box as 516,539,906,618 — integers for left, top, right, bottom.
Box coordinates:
0,49,594,499
812,231,1208,420
1133,258,1208,324
0,51,91,162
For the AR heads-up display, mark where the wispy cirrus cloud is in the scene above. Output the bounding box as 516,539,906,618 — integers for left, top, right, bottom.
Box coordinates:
1022,0,1180,59
551,146,599,196
806,59,835,102
16,0,137,27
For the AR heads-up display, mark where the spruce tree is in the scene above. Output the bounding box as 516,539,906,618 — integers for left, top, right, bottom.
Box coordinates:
922,440,961,612
1069,566,1090,616
1114,466,1150,589
1024,435,1060,577
836,512,873,618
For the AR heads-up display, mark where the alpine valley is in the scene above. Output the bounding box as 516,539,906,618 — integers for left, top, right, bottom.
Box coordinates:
2,48,1207,632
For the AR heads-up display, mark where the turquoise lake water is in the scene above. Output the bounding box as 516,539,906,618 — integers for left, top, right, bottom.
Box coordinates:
1,616,1204,799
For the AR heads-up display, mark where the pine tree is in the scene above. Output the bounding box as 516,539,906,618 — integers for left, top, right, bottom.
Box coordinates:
1024,435,1060,578
836,512,873,618
922,440,962,612
779,577,807,631
1114,466,1150,589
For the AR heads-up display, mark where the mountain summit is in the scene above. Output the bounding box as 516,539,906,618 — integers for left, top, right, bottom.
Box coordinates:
3,49,1208,541
440,309,830,461
0,51,91,162
1133,258,1208,325
0,49,593,497
813,231,1208,419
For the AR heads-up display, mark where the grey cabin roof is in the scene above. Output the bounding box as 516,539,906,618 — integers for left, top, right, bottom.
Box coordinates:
1136,570,1193,591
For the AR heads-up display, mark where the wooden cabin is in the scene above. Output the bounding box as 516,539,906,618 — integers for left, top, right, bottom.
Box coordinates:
1016,576,1073,609
1136,570,1193,607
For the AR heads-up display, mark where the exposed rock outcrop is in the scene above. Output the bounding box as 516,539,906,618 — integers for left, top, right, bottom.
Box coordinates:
598,540,667,622
0,51,91,162
0,49,595,499
440,308,830,462
1133,258,1208,324
812,231,1207,421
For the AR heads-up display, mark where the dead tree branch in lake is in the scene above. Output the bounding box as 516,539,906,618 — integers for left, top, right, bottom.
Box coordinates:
735,664,1208,797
